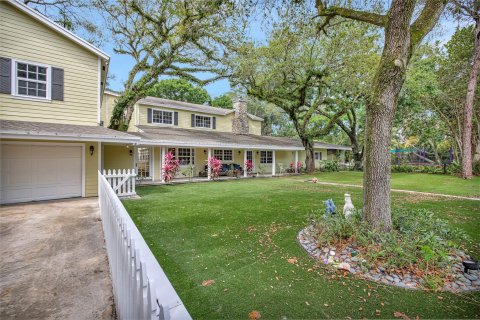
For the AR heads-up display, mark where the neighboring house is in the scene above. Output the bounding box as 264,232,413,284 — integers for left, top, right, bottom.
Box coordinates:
101,90,351,180
0,0,350,204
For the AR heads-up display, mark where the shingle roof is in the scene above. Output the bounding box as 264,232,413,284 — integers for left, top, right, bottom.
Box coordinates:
137,96,264,121
0,120,140,143
133,126,351,151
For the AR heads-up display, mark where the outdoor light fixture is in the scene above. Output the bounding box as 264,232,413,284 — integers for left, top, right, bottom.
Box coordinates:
238,150,241,154
204,149,207,154
129,150,133,156
89,145,94,156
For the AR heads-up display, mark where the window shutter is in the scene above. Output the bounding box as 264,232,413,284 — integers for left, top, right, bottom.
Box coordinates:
0,57,12,94
191,114,195,127
212,117,216,129
51,67,64,101
147,108,153,123
174,112,178,125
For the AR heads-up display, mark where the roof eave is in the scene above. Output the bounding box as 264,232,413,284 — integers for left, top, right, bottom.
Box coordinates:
0,131,140,144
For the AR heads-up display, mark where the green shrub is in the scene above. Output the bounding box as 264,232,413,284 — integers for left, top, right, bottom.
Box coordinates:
473,160,480,175
446,161,461,174
312,208,469,272
320,160,339,172
391,165,415,173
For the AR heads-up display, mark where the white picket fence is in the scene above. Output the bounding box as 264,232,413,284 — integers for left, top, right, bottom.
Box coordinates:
98,172,192,320
103,169,136,197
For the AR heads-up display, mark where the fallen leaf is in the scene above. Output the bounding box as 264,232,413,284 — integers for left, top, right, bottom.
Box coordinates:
393,311,410,320
287,258,298,265
437,296,444,300
248,310,261,320
305,301,310,306
324,303,329,307
201,279,215,287
375,309,381,315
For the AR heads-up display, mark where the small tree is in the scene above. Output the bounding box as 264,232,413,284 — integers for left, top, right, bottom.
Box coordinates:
162,152,179,183
208,157,222,180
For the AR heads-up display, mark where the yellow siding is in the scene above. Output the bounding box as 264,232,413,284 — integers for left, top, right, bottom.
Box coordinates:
101,93,118,126
103,145,134,172
249,119,262,135
0,2,99,126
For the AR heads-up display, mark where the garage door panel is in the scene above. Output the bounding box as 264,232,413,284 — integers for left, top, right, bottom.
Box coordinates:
1,144,83,204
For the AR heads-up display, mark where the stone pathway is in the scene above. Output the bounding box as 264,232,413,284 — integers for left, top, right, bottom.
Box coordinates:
307,181,480,201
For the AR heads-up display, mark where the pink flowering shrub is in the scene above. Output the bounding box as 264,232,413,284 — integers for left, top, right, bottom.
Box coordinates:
290,161,303,171
163,152,180,183
208,157,222,180
244,159,253,176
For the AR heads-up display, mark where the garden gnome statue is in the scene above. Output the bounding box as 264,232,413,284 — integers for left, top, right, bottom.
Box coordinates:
343,194,354,219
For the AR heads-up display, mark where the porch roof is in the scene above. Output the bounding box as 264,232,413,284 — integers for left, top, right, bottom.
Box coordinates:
133,126,352,151
0,120,140,143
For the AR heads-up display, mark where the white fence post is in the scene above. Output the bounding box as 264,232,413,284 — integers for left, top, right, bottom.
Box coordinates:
98,171,192,320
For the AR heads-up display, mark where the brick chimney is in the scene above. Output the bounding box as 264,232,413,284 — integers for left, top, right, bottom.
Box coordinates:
232,97,249,134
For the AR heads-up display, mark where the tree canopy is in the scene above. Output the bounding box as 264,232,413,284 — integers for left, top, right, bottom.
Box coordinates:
147,79,211,105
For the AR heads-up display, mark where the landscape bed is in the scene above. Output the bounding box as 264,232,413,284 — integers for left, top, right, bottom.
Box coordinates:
123,175,480,319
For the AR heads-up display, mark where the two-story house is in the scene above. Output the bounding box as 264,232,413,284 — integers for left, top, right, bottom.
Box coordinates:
101,91,351,181
0,0,140,204
0,0,350,204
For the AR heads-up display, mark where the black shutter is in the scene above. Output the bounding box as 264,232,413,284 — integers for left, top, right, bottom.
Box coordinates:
191,114,195,127
212,116,216,129
51,67,64,101
147,108,153,123
0,57,12,94
174,111,178,125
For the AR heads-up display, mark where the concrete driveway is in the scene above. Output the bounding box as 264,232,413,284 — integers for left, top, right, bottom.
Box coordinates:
0,198,114,320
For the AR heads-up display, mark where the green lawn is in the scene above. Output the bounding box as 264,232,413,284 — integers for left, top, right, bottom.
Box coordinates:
124,176,480,319
299,171,480,198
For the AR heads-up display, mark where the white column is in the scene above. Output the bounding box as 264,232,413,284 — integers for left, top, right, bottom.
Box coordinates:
243,150,248,177
272,150,276,176
151,147,155,182
207,148,212,180
98,141,102,172
295,150,299,173
161,147,166,183
133,146,137,175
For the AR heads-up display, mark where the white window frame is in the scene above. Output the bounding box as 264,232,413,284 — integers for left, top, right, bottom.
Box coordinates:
260,150,273,164
11,58,52,101
136,147,152,179
315,151,322,161
177,147,195,166
152,108,174,126
213,149,233,162
194,114,213,129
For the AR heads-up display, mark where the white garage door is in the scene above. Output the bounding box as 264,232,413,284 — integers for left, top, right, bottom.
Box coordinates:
1,143,83,204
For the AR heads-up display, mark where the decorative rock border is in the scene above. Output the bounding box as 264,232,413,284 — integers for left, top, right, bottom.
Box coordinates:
298,226,480,292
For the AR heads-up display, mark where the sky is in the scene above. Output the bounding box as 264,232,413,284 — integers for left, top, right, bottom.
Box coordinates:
102,9,462,99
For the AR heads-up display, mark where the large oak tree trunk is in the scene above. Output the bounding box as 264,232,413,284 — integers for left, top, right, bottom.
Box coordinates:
461,18,480,179
302,138,316,173
362,1,414,231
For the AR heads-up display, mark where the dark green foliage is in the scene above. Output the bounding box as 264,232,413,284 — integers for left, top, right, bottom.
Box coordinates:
319,160,339,172
211,94,233,109
313,208,469,271
147,79,211,105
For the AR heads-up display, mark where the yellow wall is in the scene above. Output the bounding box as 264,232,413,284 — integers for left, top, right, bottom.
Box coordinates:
249,119,262,135
103,145,134,172
101,93,118,126
0,2,101,126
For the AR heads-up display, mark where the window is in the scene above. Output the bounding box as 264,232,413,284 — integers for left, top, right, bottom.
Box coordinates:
177,148,195,166
137,147,151,179
152,109,173,125
315,152,322,161
260,151,273,164
195,115,212,128
246,150,253,162
213,149,233,161
15,61,49,98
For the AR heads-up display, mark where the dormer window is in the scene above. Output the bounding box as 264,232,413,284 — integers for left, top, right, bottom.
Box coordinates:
15,61,50,99
194,115,212,128
152,109,173,125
